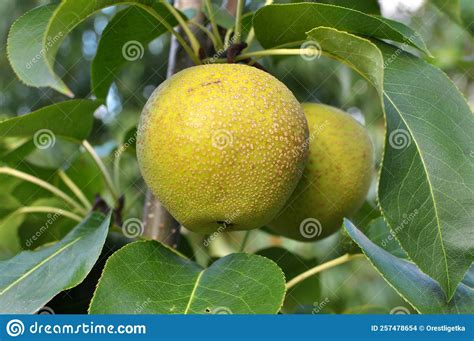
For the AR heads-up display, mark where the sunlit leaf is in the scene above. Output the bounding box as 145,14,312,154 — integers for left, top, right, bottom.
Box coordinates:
344,219,474,314
0,212,111,313
253,3,430,54
90,241,286,314
92,5,178,99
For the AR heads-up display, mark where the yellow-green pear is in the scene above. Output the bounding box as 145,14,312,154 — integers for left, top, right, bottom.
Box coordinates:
268,103,374,241
137,64,309,234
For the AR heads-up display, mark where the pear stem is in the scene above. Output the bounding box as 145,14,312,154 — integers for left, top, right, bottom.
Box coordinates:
82,140,119,203
0,167,87,215
201,48,321,64
234,0,244,43
58,170,92,210
162,1,202,56
135,3,201,65
244,0,273,50
14,206,83,222
204,0,224,49
189,21,218,50
286,253,365,290
239,230,251,252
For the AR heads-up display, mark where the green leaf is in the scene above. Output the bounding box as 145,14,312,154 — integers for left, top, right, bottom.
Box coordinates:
0,193,21,219
274,0,380,14
121,127,137,154
8,1,178,96
460,0,474,35
7,4,71,96
377,42,474,300
0,197,77,260
344,219,474,314
253,3,429,54
365,218,407,259
429,0,473,35
0,100,100,142
307,27,384,94
463,265,474,288
17,198,78,251
320,0,380,14
431,0,462,24
92,6,178,99
89,241,286,314
0,140,37,166
59,154,105,203
0,213,24,261
0,212,111,313
302,26,473,300
203,2,235,29
257,247,320,313
350,201,382,231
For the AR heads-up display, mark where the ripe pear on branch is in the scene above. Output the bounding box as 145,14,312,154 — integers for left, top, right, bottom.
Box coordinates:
269,103,374,242
137,64,309,234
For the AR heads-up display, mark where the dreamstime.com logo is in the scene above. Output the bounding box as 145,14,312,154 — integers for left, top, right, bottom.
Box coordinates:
210,306,233,314
211,129,233,150
389,129,411,150
300,40,322,61
122,218,144,238
5,319,146,337
33,129,56,149
6,319,24,337
390,306,411,314
299,217,323,239
122,40,145,61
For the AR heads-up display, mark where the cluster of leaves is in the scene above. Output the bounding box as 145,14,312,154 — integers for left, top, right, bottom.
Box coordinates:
0,0,473,314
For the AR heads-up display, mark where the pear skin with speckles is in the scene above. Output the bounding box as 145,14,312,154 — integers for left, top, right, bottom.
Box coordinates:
268,103,374,241
136,64,309,234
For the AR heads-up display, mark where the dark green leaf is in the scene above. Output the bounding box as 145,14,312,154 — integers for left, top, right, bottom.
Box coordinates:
8,1,178,96
307,27,383,93
0,212,111,313
0,193,21,220
0,213,24,261
176,235,196,261
257,247,320,313
377,42,474,300
7,4,71,96
253,3,429,54
1,140,37,166
0,100,100,142
59,154,105,203
350,201,382,231
121,127,137,154
90,241,286,314
319,0,380,14
462,265,474,288
430,0,473,35
274,0,380,14
298,25,472,300
344,219,474,314
365,217,407,259
460,0,474,35
92,6,178,99
431,0,461,24
17,198,78,251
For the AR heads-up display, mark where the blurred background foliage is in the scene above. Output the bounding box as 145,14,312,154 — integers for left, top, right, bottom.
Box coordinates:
0,0,472,314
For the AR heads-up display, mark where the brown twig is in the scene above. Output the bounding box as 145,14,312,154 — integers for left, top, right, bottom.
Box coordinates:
142,0,209,247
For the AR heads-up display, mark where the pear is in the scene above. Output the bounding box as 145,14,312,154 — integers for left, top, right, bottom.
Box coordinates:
268,103,374,241
137,64,309,234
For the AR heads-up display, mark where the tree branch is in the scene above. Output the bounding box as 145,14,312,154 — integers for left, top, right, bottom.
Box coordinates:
142,0,207,247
